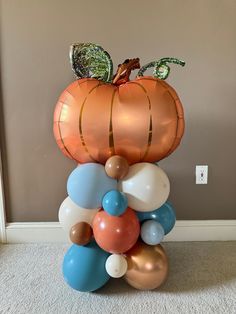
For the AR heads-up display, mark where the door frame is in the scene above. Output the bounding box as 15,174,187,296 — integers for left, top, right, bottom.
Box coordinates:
0,147,6,243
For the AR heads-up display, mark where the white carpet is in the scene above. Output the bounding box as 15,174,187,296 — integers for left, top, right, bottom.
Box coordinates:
0,242,236,314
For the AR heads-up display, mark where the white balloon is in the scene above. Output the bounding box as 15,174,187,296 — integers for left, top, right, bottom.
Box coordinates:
118,163,170,212
105,254,128,278
58,197,99,232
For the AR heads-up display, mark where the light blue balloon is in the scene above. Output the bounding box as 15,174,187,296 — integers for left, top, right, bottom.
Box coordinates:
63,241,110,292
67,163,117,209
102,190,128,216
141,220,164,245
137,202,176,235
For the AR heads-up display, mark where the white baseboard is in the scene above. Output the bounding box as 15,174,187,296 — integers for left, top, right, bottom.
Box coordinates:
3,220,236,243
164,220,236,241
5,222,66,243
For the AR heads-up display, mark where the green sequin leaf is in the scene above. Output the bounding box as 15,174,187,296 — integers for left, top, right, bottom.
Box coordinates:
69,43,113,82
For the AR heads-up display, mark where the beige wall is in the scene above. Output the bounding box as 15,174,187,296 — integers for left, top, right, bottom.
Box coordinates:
0,0,236,222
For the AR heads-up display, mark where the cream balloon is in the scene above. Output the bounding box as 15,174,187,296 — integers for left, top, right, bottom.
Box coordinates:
58,197,99,232
105,254,128,278
118,163,170,212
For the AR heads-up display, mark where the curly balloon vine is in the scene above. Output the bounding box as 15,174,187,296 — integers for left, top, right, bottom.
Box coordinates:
137,58,185,80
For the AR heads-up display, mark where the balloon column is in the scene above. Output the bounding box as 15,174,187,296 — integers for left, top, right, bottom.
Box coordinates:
54,43,185,292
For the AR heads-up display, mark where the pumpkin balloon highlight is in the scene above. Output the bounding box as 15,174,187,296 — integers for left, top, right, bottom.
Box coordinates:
93,208,140,254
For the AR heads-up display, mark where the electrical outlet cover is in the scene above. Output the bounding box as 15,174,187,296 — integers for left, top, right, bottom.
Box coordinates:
196,165,208,184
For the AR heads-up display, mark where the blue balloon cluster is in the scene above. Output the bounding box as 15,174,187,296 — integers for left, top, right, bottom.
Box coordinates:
138,202,176,246
141,220,164,245
67,163,117,209
137,202,176,235
102,190,128,216
63,241,110,292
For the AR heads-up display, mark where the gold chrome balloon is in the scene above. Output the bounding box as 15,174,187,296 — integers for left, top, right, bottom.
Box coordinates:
124,241,168,290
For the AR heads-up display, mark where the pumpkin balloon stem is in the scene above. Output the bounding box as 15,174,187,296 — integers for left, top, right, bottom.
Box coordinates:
137,58,185,80
113,58,140,85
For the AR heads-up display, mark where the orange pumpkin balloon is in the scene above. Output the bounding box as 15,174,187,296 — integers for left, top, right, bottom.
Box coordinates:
54,76,184,165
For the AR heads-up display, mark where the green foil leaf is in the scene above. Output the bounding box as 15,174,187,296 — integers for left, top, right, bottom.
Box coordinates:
69,43,113,82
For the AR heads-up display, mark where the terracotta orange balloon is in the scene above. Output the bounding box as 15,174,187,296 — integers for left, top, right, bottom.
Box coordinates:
124,241,168,290
92,208,140,254
53,76,184,165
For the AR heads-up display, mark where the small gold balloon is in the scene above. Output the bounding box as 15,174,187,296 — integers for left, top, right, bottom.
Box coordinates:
124,241,168,290
105,155,129,180
70,221,92,246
